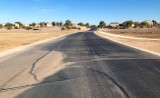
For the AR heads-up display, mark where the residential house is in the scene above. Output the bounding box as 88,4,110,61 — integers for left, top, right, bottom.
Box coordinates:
145,20,154,26
14,23,20,29
46,22,52,27
35,24,41,28
109,22,119,28
24,24,29,27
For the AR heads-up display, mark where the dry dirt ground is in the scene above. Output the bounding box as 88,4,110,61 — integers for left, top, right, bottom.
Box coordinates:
98,28,160,54
101,28,160,39
0,27,82,52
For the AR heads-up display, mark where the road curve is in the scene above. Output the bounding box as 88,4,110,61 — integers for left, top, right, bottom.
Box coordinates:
0,31,160,98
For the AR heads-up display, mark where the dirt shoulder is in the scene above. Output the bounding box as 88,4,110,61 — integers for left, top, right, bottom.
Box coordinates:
101,28,160,39
96,30,160,56
0,28,82,52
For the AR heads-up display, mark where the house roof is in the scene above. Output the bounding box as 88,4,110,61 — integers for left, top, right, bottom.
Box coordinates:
110,22,119,24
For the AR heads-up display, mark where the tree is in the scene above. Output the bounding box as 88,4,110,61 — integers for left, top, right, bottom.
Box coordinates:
64,20,72,28
152,20,158,27
56,22,59,26
59,21,63,27
40,22,47,28
122,20,133,28
86,23,90,28
99,21,106,28
15,22,24,28
5,23,14,30
29,22,36,27
133,22,140,28
90,25,97,29
0,24,3,29
78,22,84,26
140,21,149,28
52,21,56,26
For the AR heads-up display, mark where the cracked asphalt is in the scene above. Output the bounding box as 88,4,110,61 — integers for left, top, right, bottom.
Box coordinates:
0,31,160,98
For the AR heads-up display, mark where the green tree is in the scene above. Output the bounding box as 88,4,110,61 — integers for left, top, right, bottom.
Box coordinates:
5,23,14,30
122,20,133,28
40,22,47,28
56,22,59,26
0,24,3,29
29,22,36,27
86,23,90,28
52,21,56,26
152,20,158,27
59,21,63,27
64,20,72,28
90,25,97,29
78,22,84,26
140,21,149,28
99,21,106,28
133,22,140,28
15,22,24,27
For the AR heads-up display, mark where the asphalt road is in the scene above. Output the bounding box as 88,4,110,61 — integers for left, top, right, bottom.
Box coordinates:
0,31,160,98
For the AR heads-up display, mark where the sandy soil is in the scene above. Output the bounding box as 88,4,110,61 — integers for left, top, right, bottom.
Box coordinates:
101,28,160,39
0,27,82,52
97,31,160,55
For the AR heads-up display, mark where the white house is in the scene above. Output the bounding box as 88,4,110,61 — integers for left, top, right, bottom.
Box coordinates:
24,24,29,27
14,23,20,28
46,22,52,27
2,23,6,26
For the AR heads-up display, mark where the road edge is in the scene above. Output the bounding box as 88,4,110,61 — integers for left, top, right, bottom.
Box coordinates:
95,31,160,57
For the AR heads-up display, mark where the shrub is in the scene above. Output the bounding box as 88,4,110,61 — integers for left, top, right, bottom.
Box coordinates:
5,23,14,30
25,26,32,30
71,26,78,29
61,27,66,30
78,27,81,30
0,24,3,29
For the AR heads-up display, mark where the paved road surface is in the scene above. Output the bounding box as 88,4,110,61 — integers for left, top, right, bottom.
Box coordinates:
0,31,160,98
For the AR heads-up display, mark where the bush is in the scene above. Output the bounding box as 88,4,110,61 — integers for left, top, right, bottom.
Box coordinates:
0,24,3,29
61,27,66,30
78,27,81,30
25,26,32,30
6,26,12,30
71,26,78,29
5,23,14,30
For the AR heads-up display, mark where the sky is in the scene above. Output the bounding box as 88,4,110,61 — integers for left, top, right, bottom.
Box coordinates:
0,0,160,25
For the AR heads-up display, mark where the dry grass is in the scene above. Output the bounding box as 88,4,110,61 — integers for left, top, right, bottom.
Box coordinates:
97,31,160,54
0,28,80,52
102,28,160,39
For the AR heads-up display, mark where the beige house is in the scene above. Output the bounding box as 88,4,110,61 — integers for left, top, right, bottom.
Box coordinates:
14,23,20,28
24,24,29,27
109,22,119,28
144,20,154,26
2,23,6,26
46,22,52,27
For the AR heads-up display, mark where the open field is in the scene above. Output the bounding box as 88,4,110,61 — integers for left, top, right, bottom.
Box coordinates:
101,28,160,39
0,28,81,52
97,30,160,54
